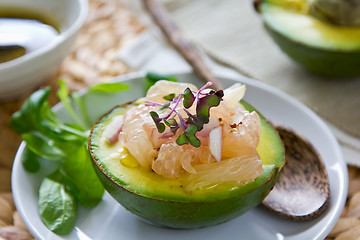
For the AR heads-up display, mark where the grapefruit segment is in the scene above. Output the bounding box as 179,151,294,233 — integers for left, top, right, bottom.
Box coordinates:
185,153,263,192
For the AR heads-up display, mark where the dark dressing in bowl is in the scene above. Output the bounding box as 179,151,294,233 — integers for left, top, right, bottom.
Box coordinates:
0,7,59,63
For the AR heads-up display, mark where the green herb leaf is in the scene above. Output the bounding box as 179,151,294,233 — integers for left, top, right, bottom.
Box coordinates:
71,92,92,128
176,124,200,147
157,123,166,133
21,147,41,173
185,115,204,131
163,93,176,101
176,134,189,145
196,91,223,124
183,109,203,131
188,135,201,147
39,171,78,236
185,124,200,147
145,72,178,91
88,82,130,93
164,118,177,128
150,111,165,133
57,80,88,130
215,90,224,99
8,78,132,235
164,118,179,134
9,87,51,134
10,85,105,206
164,119,171,127
149,83,223,147
10,87,87,146
22,132,65,161
60,144,104,208
158,101,170,113
183,88,195,109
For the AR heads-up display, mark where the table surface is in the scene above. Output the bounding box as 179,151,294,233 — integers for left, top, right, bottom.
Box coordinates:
0,0,358,239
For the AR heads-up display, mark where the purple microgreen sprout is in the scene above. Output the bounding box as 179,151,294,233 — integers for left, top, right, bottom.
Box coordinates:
197,82,214,93
196,91,224,124
163,93,183,119
176,124,200,147
145,101,162,107
183,108,203,131
147,82,223,147
164,118,179,134
183,88,195,109
149,111,166,133
149,93,182,133
178,113,188,131
158,101,170,113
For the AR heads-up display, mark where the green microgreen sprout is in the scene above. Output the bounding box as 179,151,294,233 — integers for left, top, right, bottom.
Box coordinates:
147,82,224,147
163,93,176,101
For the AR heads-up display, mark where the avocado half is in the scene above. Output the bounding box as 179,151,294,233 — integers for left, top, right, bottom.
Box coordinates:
255,0,360,78
88,101,284,229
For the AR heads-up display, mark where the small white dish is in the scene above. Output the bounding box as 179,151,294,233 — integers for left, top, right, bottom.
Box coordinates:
0,0,88,100
12,71,347,240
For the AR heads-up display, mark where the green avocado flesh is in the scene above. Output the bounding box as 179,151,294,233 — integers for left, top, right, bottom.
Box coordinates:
89,101,284,228
259,0,360,77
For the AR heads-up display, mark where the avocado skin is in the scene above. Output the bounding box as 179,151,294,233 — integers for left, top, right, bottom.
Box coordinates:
91,157,279,228
264,21,360,78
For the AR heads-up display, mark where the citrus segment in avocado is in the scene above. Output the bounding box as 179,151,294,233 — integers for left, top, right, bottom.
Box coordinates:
89,99,284,228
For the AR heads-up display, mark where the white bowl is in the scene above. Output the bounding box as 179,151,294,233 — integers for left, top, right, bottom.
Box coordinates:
0,0,88,100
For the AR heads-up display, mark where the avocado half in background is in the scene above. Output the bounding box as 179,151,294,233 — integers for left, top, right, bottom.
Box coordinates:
254,0,360,78
88,101,284,229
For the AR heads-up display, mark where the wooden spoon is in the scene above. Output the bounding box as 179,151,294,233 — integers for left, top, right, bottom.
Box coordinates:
262,127,330,220
143,0,330,221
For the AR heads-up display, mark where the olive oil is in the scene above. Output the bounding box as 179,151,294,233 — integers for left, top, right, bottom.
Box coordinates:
0,7,59,63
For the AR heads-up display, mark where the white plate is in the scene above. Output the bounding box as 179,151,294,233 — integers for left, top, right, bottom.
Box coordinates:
12,71,347,240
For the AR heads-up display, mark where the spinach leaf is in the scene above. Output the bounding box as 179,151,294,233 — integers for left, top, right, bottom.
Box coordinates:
57,80,88,130
10,78,131,235
10,84,105,209
22,132,65,161
145,72,177,91
39,171,78,236
89,82,130,93
9,87,87,143
71,92,92,129
60,143,104,208
10,87,52,134
21,147,41,173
